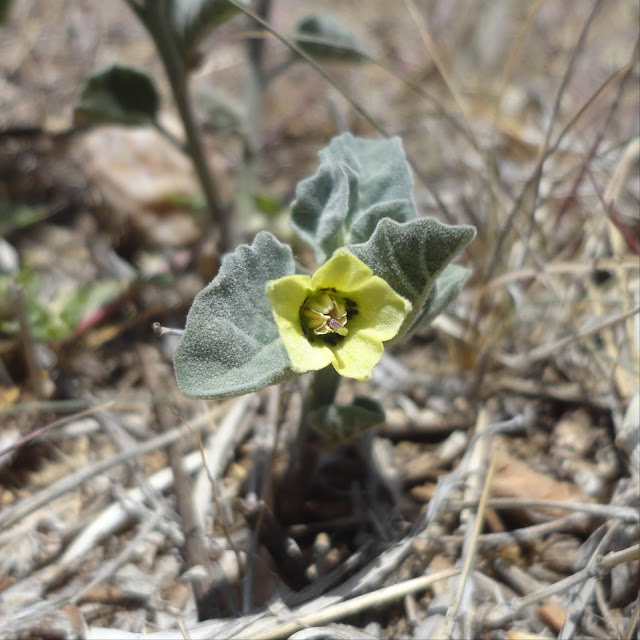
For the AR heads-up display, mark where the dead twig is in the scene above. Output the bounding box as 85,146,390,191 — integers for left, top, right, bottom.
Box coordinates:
439,409,497,639
0,400,114,460
0,407,222,531
233,567,461,640
451,498,639,523
499,304,640,369
481,541,639,631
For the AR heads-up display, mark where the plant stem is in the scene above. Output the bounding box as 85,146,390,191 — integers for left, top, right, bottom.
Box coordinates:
306,364,342,412
234,0,271,228
134,0,231,250
10,282,45,398
278,366,341,523
151,119,187,155
245,0,270,160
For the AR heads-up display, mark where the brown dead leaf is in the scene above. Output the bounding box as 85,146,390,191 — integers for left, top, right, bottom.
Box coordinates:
427,555,454,597
537,600,567,634
492,449,590,523
0,386,20,409
506,631,554,640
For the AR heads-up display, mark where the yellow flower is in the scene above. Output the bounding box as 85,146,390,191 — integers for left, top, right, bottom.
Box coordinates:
266,249,411,381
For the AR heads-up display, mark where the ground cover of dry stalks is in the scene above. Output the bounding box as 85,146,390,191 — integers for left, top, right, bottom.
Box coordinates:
0,2,638,639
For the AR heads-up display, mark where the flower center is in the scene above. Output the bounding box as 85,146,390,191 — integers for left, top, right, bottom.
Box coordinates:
300,289,350,342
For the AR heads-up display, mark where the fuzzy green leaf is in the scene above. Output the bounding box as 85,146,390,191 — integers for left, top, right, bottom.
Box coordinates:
291,133,417,264
74,65,159,126
174,232,297,399
415,264,472,330
348,218,476,338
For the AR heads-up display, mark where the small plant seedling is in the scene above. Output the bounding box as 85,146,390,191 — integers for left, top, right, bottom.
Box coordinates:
174,133,476,447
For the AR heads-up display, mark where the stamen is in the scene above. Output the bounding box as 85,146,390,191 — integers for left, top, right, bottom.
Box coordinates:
300,289,352,340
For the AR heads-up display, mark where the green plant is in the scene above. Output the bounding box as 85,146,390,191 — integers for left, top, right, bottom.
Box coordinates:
174,133,475,446
74,0,250,251
73,2,379,252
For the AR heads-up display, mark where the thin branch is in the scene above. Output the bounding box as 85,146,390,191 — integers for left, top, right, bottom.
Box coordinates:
403,0,478,151
482,543,639,630
0,406,222,530
0,401,114,460
500,304,640,369
446,497,639,523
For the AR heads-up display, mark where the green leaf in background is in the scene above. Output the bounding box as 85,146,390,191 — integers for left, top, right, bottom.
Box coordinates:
172,0,247,57
174,232,297,400
295,15,363,62
253,193,284,216
0,198,49,236
73,65,160,127
291,133,418,265
0,0,12,24
0,270,124,342
0,274,69,341
61,280,124,335
195,86,244,137
348,218,476,339
308,396,385,449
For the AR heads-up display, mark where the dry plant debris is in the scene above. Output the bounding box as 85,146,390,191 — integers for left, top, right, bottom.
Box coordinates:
0,1,638,639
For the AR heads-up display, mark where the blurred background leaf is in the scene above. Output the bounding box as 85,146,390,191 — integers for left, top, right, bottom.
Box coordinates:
294,14,363,62
74,64,160,126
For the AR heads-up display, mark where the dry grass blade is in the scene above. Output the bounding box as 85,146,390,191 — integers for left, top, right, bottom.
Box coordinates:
486,256,640,290
482,542,639,631
69,505,166,605
60,448,199,566
234,568,461,640
484,0,605,280
482,536,640,638
243,385,281,612
443,513,591,547
462,498,638,523
403,0,476,149
191,394,257,531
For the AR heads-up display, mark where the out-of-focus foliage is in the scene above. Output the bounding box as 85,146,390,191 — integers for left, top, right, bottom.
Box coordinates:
294,14,363,62
74,65,160,127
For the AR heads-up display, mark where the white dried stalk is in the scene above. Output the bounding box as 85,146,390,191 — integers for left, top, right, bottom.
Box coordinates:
60,449,203,565
438,408,495,639
192,393,257,532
